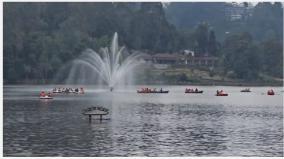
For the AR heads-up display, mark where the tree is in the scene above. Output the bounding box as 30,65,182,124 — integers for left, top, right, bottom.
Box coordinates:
247,2,283,41
128,2,179,52
208,30,218,56
260,39,283,78
194,23,209,56
221,32,260,80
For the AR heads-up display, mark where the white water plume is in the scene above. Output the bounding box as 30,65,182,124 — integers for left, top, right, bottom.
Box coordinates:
54,32,143,89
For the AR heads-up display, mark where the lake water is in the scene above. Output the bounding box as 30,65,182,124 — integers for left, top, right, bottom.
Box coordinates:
3,85,284,157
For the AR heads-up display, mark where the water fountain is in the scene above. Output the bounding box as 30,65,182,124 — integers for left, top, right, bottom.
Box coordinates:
55,33,143,91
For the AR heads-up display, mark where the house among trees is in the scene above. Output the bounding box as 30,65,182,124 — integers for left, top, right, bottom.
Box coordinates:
138,51,218,69
225,2,253,21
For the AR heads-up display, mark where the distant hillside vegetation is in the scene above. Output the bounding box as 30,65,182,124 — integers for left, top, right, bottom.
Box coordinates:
3,2,283,84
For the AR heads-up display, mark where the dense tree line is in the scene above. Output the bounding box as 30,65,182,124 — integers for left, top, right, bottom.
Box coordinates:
4,2,180,83
3,2,283,83
166,2,283,42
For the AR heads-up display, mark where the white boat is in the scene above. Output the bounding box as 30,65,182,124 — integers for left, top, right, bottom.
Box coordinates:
52,90,62,93
40,96,53,99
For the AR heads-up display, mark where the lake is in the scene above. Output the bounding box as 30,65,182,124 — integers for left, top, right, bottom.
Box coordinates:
3,85,283,157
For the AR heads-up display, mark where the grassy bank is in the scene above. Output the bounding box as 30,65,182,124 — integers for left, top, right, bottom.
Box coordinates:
135,67,283,86
4,68,283,86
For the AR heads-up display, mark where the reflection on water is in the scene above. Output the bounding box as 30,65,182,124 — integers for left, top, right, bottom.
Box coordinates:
3,85,284,156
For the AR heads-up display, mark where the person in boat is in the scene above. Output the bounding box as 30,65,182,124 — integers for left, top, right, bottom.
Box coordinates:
75,88,79,93
195,88,198,92
160,88,163,92
216,90,219,94
40,91,45,97
80,87,84,93
47,92,52,97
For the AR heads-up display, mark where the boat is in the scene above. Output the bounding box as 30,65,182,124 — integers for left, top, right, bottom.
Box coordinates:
52,90,62,93
137,90,169,93
267,90,275,95
185,89,203,93
52,88,84,94
216,90,228,96
241,88,251,92
216,93,228,96
40,95,53,99
155,90,169,93
137,88,169,94
79,88,85,94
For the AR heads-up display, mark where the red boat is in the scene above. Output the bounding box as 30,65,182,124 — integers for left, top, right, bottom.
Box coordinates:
216,93,228,96
216,90,228,96
267,90,275,95
39,91,53,99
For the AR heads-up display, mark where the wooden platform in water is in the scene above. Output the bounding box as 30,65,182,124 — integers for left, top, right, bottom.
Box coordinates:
83,106,109,122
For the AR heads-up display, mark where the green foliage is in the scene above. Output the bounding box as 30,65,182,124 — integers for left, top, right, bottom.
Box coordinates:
247,2,283,41
221,32,260,80
3,2,283,83
259,39,283,78
208,30,218,56
194,23,209,55
166,2,283,42
178,73,188,82
3,2,180,83
128,3,179,52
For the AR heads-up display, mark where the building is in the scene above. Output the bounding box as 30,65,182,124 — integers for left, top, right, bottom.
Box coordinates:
185,56,218,66
152,53,185,65
225,2,253,21
138,52,218,69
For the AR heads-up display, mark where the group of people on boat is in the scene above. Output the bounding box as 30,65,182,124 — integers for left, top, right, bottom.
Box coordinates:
137,88,169,93
53,87,84,94
39,91,53,99
267,89,275,95
216,90,228,96
185,88,203,93
241,88,251,92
